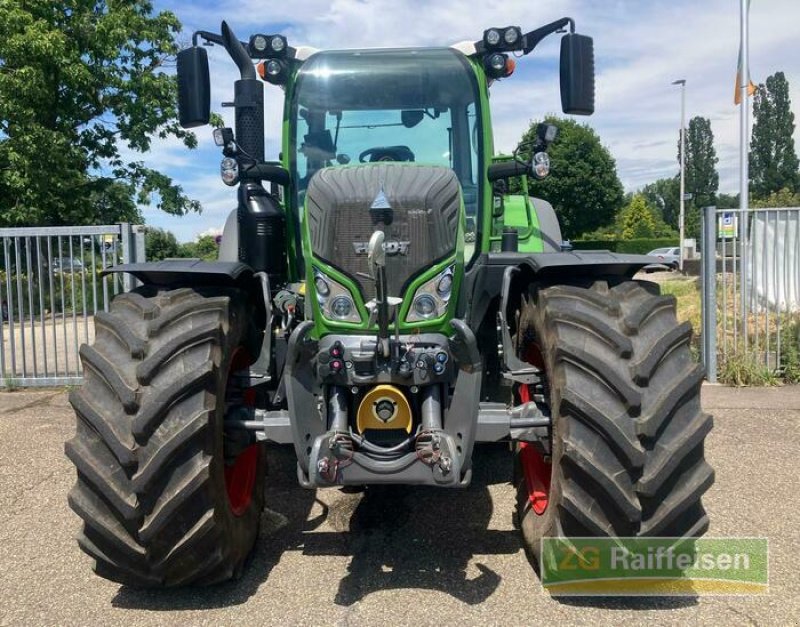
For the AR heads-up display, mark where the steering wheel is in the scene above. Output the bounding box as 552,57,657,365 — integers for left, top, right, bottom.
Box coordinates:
359,145,415,163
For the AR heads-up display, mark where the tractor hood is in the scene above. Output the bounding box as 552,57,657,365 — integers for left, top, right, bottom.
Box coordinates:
305,163,462,302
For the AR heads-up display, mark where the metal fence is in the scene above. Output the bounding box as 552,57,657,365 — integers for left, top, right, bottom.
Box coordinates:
701,205,800,383
0,224,145,387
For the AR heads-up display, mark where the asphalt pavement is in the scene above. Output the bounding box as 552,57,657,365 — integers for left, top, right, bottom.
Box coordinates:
0,385,798,626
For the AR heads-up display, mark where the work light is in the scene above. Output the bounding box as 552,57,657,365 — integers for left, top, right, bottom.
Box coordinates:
484,28,501,47
249,33,288,58
270,36,286,53
212,127,234,147
503,27,521,45
251,34,268,52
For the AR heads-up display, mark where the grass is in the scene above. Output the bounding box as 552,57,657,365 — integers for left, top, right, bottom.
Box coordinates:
659,277,701,331
657,275,800,386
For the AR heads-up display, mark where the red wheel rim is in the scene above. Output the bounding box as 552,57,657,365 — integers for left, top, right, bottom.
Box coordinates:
224,348,259,516
518,341,551,515
225,444,259,516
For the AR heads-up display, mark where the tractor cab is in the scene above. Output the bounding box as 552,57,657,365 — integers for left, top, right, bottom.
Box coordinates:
290,47,484,251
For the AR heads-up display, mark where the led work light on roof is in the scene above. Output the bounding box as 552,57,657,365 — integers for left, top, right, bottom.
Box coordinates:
503,26,521,45
484,28,501,47
251,34,268,52
270,35,286,53
483,26,522,51
248,33,288,58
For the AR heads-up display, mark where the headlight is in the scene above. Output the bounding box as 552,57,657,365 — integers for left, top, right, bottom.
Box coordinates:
406,265,455,323
413,294,437,319
314,269,361,323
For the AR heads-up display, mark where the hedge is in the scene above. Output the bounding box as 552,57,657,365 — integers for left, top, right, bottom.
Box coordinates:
571,238,679,255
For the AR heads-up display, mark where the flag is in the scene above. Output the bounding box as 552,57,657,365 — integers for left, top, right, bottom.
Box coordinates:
735,0,757,105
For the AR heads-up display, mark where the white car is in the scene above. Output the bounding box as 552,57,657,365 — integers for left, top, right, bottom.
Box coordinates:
644,247,680,272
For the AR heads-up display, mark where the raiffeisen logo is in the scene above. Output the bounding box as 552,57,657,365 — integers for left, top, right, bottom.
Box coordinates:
541,537,768,596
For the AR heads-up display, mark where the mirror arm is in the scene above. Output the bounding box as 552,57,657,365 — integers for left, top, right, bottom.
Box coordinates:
192,30,224,47
522,17,575,55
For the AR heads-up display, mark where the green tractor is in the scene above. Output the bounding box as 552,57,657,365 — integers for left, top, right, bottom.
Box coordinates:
66,17,713,587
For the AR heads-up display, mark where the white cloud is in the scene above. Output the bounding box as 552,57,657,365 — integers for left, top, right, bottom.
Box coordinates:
142,0,800,239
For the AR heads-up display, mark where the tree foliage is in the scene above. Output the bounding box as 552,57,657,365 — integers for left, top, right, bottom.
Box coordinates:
581,193,676,241
0,1,200,227
678,116,719,240
515,115,624,239
640,177,680,229
751,188,800,208
145,226,180,261
179,234,218,261
619,194,657,239
750,72,799,199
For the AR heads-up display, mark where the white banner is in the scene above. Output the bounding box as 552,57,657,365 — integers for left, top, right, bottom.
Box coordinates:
747,208,800,312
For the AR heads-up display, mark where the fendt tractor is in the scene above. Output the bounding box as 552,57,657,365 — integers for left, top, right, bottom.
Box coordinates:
65,16,714,587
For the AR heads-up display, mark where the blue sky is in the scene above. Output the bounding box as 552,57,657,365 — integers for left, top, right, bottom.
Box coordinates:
141,0,800,242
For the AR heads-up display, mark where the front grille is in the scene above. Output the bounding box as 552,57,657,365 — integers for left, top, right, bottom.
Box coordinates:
305,164,460,299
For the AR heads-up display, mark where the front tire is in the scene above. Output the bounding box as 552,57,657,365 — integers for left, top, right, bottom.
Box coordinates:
66,287,265,587
514,280,713,566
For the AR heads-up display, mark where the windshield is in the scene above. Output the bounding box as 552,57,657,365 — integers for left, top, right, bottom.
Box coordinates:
290,48,482,262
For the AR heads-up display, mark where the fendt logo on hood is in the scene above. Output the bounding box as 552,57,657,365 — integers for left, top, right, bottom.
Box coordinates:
352,240,410,256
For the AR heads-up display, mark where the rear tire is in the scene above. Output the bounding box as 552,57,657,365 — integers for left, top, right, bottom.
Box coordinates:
514,280,713,566
66,287,265,587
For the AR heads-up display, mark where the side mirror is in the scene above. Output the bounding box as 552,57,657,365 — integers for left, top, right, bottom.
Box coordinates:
177,47,211,128
559,33,595,115
367,230,386,278
401,110,425,128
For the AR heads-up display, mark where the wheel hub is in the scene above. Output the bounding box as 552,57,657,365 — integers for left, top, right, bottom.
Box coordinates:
224,348,260,516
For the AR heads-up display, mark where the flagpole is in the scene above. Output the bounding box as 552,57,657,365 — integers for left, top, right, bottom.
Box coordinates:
673,79,687,272
739,0,749,346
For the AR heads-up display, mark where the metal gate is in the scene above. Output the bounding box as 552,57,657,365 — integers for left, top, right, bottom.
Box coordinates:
0,224,145,387
700,205,800,383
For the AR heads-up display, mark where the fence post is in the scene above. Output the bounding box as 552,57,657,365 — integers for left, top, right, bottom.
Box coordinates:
702,205,718,383
133,225,146,264
120,222,132,292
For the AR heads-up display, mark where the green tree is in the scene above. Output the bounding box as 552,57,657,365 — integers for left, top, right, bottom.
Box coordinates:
179,235,218,261
678,116,719,240
640,177,680,228
580,194,676,241
0,1,200,227
88,181,143,225
750,72,799,198
619,194,657,239
751,187,800,208
515,115,624,238
716,193,739,209
145,227,181,261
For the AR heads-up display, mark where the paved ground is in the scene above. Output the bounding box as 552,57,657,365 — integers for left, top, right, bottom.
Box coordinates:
1,316,94,381
1,385,798,626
